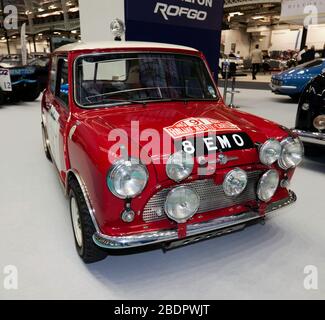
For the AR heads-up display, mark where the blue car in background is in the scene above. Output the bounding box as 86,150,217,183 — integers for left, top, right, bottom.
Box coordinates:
270,59,325,101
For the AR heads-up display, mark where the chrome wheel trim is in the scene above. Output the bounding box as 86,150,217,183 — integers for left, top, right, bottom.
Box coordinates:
70,196,83,248
41,125,50,154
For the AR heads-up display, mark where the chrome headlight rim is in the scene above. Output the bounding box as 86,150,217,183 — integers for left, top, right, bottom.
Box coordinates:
164,186,200,223
166,151,194,183
313,115,325,131
278,136,304,170
259,139,282,166
257,169,280,202
223,168,248,197
107,158,149,199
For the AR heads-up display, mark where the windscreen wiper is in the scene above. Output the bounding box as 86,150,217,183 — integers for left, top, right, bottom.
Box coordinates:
87,97,147,106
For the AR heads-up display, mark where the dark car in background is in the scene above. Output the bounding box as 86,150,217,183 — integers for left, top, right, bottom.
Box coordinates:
0,54,49,105
292,71,325,154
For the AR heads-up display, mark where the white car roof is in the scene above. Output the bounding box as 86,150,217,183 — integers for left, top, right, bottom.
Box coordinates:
55,41,199,53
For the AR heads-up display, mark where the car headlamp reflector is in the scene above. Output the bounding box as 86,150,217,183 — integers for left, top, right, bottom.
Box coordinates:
107,159,148,199
223,168,248,197
278,137,304,169
164,186,200,223
257,169,279,202
259,139,282,166
313,115,325,131
166,151,194,182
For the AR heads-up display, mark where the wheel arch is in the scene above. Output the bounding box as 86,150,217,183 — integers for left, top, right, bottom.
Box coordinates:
66,169,100,233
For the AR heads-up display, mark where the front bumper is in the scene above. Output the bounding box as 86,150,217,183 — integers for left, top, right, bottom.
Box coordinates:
292,129,325,146
93,191,297,250
269,83,298,95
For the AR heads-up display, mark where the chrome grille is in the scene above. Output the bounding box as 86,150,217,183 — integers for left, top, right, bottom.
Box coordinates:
143,171,262,222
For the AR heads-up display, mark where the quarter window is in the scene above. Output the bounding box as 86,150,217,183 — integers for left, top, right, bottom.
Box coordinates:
49,56,57,94
55,57,69,106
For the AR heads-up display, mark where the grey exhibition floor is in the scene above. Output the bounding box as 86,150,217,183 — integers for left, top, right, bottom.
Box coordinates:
1,89,325,300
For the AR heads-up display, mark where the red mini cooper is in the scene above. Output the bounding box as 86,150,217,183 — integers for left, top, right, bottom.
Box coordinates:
41,41,303,263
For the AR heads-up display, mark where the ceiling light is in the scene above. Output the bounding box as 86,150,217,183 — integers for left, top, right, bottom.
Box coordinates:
38,8,44,12
68,7,79,12
253,16,265,20
229,12,244,17
71,30,78,34
48,5,57,10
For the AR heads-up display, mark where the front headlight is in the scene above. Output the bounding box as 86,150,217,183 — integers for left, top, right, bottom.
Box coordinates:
313,115,325,131
165,186,200,223
166,151,194,182
278,137,304,169
223,168,248,197
107,158,148,199
257,169,279,202
259,139,282,166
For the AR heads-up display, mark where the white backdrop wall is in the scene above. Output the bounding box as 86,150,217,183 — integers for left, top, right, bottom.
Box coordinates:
79,0,125,42
306,24,325,49
221,29,251,58
270,29,302,51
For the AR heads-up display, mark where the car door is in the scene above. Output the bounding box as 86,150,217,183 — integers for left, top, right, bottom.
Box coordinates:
45,55,70,179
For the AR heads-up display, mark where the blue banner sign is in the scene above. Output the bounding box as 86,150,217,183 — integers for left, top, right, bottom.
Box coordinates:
126,0,222,30
10,67,36,76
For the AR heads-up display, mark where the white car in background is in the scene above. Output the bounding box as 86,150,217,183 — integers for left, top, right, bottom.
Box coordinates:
219,53,244,71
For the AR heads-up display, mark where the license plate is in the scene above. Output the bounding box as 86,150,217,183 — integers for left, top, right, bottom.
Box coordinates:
178,132,255,156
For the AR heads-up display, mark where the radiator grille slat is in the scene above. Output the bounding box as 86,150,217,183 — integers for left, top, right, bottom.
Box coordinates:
143,171,261,222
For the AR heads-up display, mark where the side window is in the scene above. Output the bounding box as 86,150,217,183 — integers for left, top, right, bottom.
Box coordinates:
304,60,322,69
49,56,57,93
55,57,69,107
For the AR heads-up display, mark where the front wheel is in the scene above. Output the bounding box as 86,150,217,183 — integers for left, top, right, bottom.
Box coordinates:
41,124,52,162
69,177,108,264
0,90,5,105
303,143,325,157
290,94,300,102
21,85,40,102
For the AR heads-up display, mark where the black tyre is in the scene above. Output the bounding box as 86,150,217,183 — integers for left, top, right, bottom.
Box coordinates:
69,177,108,263
303,143,325,157
290,94,300,102
21,86,40,102
41,124,52,162
0,90,5,105
8,93,21,104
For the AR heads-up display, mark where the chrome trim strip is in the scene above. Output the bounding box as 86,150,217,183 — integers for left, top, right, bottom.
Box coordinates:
93,191,297,250
269,83,297,91
66,169,101,233
291,129,325,146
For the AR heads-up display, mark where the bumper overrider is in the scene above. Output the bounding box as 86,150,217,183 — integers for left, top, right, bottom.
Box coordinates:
93,191,296,250
292,129,325,146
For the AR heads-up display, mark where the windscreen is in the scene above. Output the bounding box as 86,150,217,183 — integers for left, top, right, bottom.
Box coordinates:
74,52,218,107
